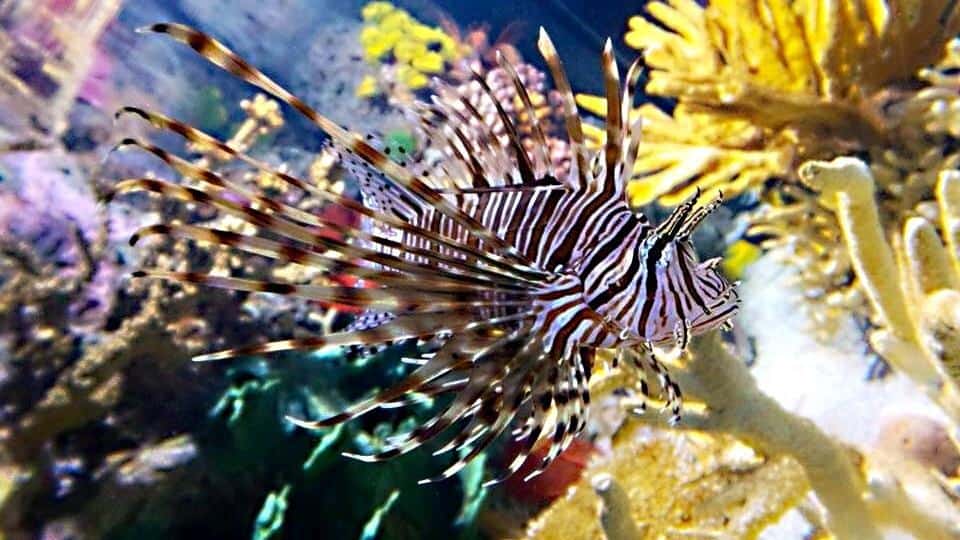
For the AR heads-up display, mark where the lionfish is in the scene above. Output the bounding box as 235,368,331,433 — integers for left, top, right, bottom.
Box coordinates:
107,23,739,484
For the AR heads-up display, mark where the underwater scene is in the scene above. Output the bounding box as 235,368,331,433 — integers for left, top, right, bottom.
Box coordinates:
4,0,960,538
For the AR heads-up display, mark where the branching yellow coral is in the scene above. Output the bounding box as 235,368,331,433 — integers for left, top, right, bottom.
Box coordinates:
578,0,960,207
799,157,960,422
356,1,469,97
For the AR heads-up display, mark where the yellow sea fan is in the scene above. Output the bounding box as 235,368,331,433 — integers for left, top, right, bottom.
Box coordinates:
631,106,794,206
632,0,958,111
582,0,960,206
579,98,794,206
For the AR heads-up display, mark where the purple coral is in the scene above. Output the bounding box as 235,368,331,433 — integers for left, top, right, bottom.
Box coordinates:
0,151,118,330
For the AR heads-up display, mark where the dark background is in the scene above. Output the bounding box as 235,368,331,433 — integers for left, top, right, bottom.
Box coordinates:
414,0,647,94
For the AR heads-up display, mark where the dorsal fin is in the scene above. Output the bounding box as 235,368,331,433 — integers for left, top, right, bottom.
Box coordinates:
140,22,541,271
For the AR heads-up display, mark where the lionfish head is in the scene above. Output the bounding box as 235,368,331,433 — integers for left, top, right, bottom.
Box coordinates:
628,191,740,346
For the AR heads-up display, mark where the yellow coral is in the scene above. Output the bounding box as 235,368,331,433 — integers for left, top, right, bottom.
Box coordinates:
723,239,762,280
377,9,411,33
407,23,445,43
411,51,444,74
436,34,465,61
576,333,887,539
528,430,809,540
573,0,960,342
360,1,394,22
359,26,402,61
578,0,960,206
395,64,428,90
799,157,960,423
393,40,427,64
356,1,469,97
355,74,381,98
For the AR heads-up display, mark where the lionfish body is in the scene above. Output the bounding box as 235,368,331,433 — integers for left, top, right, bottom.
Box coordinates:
110,23,739,483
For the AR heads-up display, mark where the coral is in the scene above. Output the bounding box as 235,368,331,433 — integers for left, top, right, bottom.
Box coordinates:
798,156,960,427
454,454,487,530
356,1,468,98
359,489,400,540
745,183,866,338
3,280,173,463
49,434,199,537
529,331,960,539
98,87,497,538
188,343,490,540
0,151,117,335
352,1,573,183
877,414,960,475
0,5,505,537
252,485,291,540
0,276,200,535
575,0,960,207
573,1,960,341
0,0,121,139
452,62,564,139
0,90,356,536
8,3,960,538
354,0,538,122
190,85,230,134
290,19,383,129
721,238,761,280
748,124,960,334
413,60,571,179
528,431,809,539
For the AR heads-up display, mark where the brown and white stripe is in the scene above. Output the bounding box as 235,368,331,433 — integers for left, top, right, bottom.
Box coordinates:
110,23,740,484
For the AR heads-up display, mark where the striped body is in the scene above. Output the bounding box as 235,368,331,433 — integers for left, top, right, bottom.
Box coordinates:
364,179,736,347
357,139,737,351
109,22,740,484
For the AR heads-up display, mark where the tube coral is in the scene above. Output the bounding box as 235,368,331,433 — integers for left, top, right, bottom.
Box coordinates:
798,157,960,424
532,333,878,539
531,330,960,539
